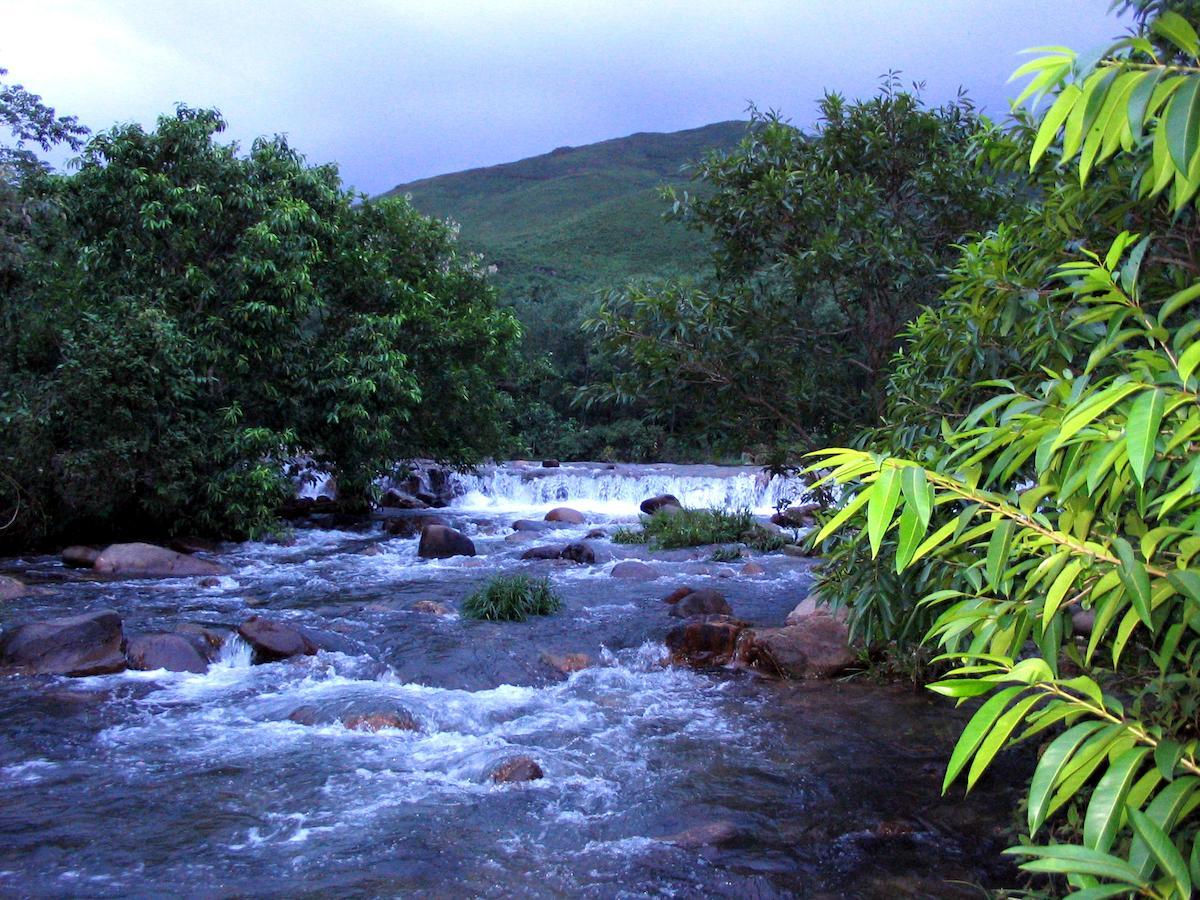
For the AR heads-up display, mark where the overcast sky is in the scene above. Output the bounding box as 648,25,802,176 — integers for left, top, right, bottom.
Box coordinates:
1,1,1130,195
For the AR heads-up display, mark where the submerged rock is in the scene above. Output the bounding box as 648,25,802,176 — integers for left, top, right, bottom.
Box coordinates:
125,633,208,674
342,709,420,733
411,600,452,616
665,615,747,667
541,651,592,674
384,514,449,538
610,560,657,580
560,542,596,565
0,609,126,676
640,494,681,515
669,589,731,618
544,507,585,524
662,586,695,605
287,705,319,726
541,459,560,468
237,616,318,664
521,546,562,561
93,542,230,578
417,525,476,559
61,546,101,569
0,575,28,601
741,562,766,576
511,519,556,532
489,755,544,783
662,820,741,848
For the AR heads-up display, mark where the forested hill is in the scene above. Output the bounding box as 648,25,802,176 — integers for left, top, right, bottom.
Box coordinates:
380,120,747,296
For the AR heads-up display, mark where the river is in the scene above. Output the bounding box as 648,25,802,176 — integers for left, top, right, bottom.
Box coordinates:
0,462,1024,898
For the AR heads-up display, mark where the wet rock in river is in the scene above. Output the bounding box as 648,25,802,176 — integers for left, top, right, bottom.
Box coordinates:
662,586,695,605
610,560,657,580
669,589,731,618
541,459,560,468
521,546,562,561
175,624,226,660
585,528,605,539
287,705,319,726
662,820,741,848
379,488,428,509
560,542,595,565
0,609,126,676
168,536,220,555
61,546,101,569
544,507,585,524
342,709,420,733
93,542,230,578
640,494,681,515
411,600,452,616
0,575,29,601
125,633,209,674
384,515,448,538
489,755,544,783
541,651,592,674
505,531,537,544
511,519,556,532
743,613,855,679
238,616,318,664
665,615,747,667
771,502,821,527
741,562,766,576
417,525,476,559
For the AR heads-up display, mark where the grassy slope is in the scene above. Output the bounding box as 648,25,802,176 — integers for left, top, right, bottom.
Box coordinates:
381,121,747,299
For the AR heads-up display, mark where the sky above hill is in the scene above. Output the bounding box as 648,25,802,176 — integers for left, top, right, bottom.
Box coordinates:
2,1,1130,195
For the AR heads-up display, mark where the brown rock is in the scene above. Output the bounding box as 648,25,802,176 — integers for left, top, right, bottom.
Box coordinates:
544,507,585,524
665,615,747,667
610,560,657,580
640,494,682,515
512,519,556,532
384,515,448,538
237,616,318,664
663,820,740,848
342,710,420,732
93,542,230,578
521,546,563,561
743,615,856,679
287,705,318,726
359,544,382,557
741,562,766,576
560,542,596,565
0,610,126,676
61,546,101,569
585,528,605,540
504,531,537,544
412,600,452,616
417,525,476,559
197,576,222,588
489,755,544,783
125,633,208,674
662,586,695,605
669,588,731,618
541,459,561,468
0,575,28,601
168,536,220,555
782,544,815,559
541,651,592,674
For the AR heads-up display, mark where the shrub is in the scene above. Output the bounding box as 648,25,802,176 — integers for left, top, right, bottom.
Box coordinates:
709,545,743,562
461,575,562,622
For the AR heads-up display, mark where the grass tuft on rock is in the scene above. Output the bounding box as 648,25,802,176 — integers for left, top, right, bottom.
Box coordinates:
709,545,744,562
461,575,563,621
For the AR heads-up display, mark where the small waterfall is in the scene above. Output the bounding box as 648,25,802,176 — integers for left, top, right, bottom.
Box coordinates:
214,635,254,669
448,462,817,514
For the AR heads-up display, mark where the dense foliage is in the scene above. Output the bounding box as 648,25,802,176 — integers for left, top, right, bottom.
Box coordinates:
812,6,1200,895
461,574,562,621
585,81,1018,458
1,105,519,547
611,506,785,551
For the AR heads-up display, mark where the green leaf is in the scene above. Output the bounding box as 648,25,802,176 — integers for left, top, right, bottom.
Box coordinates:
1164,75,1200,174
1129,808,1192,897
867,465,902,558
1126,388,1165,487
943,685,1025,793
1178,340,1200,384
900,464,932,528
1029,721,1110,834
1113,537,1154,629
1044,559,1084,633
1129,68,1166,141
812,487,871,546
1131,776,1199,878
1007,844,1144,884
1084,746,1149,851
1032,84,1083,167
985,518,1015,592
1152,10,1200,57
967,692,1042,790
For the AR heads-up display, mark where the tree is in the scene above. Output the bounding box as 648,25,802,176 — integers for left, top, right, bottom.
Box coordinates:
585,80,1016,457
0,107,518,546
813,7,1200,894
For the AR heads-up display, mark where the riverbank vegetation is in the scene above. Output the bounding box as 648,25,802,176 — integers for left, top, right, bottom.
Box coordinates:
0,99,519,550
610,506,788,551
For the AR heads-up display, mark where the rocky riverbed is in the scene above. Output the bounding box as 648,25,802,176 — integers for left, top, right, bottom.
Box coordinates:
0,465,1026,897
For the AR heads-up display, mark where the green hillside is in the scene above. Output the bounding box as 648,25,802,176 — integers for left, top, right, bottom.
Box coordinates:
382,121,746,296
380,121,748,460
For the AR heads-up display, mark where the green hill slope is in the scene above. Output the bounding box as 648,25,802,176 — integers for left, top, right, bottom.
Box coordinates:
382,121,746,296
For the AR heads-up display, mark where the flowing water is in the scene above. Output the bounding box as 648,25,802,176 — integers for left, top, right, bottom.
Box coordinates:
0,463,1024,898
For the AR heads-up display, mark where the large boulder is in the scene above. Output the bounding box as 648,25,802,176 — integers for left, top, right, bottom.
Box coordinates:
237,616,318,664
665,615,747,667
610,560,657,580
0,610,126,676
61,546,101,569
379,488,428,510
662,586,695,605
640,494,681,515
0,575,28,601
125,633,208,674
669,588,731,618
544,507,585,524
560,542,596,565
417,525,476,559
93,543,230,578
742,614,855,679
489,755,544,783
